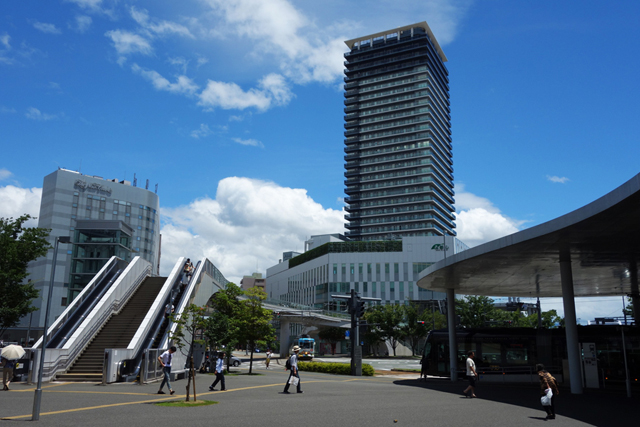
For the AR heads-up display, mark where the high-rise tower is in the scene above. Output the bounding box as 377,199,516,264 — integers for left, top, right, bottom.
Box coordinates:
343,22,455,241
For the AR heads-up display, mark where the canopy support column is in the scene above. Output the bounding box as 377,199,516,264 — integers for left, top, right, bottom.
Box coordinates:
560,248,583,394
446,288,458,382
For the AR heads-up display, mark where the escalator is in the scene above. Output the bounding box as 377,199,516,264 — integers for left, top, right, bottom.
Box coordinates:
57,276,165,382
46,260,125,349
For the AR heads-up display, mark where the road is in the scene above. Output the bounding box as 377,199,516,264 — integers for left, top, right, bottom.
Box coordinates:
2,360,638,426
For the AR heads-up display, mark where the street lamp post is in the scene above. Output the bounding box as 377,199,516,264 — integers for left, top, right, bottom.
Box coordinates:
32,235,71,421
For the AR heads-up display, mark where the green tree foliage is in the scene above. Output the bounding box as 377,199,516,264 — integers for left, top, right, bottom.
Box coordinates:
456,295,497,328
318,327,345,355
400,303,428,356
0,215,50,336
205,282,244,373
236,286,276,374
364,304,405,356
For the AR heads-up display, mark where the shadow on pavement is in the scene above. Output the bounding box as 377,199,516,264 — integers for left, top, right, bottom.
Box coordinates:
393,377,640,426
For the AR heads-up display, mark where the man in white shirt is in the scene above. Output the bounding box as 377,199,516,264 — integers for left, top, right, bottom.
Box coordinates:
283,346,303,394
208,352,227,391
463,350,477,398
157,346,176,395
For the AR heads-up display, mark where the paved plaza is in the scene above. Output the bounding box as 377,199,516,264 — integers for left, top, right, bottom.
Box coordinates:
1,364,638,426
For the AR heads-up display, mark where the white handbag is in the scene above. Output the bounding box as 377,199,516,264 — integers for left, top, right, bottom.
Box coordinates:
541,388,553,406
289,376,299,386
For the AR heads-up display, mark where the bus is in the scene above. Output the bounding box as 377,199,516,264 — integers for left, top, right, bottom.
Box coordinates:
293,335,315,360
422,326,640,384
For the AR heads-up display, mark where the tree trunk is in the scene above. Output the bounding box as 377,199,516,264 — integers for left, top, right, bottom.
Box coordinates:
191,355,197,401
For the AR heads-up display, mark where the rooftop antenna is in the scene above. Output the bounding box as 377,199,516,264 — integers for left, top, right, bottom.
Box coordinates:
145,179,149,190
133,173,137,187
155,183,158,194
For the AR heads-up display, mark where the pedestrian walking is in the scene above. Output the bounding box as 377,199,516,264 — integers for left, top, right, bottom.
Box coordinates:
537,364,559,419
157,346,176,395
463,350,477,398
419,354,429,381
265,349,272,369
283,346,303,394
209,352,227,391
2,356,16,391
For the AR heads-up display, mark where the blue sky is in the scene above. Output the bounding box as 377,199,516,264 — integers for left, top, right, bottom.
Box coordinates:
2,0,639,321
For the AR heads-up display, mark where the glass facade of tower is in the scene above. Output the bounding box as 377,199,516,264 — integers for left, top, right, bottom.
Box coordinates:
343,23,455,241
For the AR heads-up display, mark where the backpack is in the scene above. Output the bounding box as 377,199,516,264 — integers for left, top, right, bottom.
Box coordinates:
285,357,292,370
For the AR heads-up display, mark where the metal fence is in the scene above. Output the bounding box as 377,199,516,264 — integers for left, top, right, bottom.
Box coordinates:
140,348,165,384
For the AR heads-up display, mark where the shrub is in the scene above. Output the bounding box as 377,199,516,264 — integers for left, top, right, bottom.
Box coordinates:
297,361,374,376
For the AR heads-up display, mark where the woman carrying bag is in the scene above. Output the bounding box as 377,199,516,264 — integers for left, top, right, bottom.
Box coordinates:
536,364,559,420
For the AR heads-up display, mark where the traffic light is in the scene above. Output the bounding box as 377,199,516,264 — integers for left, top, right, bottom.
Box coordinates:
356,299,366,318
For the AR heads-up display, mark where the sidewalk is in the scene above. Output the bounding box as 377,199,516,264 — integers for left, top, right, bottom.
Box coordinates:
1,367,638,426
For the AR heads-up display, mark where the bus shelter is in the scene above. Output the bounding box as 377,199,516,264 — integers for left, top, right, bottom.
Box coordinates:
417,173,640,394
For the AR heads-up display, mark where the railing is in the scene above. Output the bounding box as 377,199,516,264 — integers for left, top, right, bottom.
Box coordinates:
29,257,152,382
140,348,166,384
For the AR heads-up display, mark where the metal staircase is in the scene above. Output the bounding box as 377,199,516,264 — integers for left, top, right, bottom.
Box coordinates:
57,276,165,382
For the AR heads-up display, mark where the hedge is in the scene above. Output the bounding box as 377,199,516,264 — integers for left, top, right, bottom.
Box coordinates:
297,361,375,376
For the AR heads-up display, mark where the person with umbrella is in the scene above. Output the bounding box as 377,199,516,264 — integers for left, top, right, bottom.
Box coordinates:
1,344,25,391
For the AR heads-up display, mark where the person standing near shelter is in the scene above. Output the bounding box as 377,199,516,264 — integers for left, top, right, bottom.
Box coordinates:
283,346,303,394
463,351,477,398
157,346,176,395
537,364,559,419
2,356,15,390
209,352,227,391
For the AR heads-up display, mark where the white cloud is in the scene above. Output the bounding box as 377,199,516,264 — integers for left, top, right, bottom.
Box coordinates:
190,124,214,139
33,22,62,34
1,106,16,114
454,183,522,247
130,7,194,39
0,169,12,181
0,185,42,227
72,15,93,33
232,137,263,148
131,63,199,95
160,177,345,281
198,73,292,111
202,0,346,84
547,175,569,184
105,30,153,57
1,33,11,49
199,80,269,111
25,107,60,121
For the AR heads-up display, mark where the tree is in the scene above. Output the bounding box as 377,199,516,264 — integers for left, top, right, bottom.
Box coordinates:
365,304,405,356
318,327,345,355
169,304,206,401
456,295,498,328
206,282,243,373
0,215,50,336
400,303,428,356
236,286,275,374
623,297,635,321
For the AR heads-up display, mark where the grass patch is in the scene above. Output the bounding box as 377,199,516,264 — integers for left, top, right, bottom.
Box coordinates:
155,400,218,408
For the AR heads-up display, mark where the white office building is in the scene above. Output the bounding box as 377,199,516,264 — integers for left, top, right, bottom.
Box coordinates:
18,168,161,338
266,235,468,311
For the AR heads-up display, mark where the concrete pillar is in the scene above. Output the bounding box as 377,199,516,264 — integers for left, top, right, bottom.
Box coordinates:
446,288,458,382
629,258,640,325
280,319,291,357
559,248,583,394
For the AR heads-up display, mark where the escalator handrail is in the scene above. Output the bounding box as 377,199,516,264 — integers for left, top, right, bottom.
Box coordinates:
48,268,123,349
34,257,122,349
